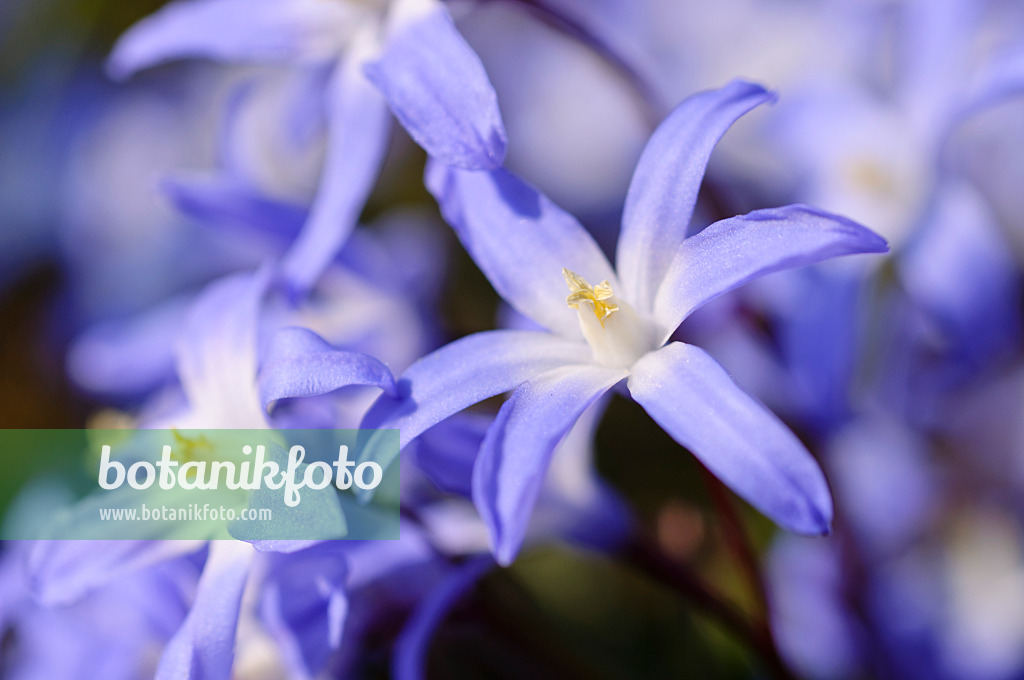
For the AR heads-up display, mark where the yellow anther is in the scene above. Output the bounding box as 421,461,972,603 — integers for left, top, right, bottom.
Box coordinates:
171,428,213,464
562,268,619,327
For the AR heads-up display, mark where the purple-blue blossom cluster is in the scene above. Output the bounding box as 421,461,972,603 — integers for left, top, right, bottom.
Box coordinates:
2,0,1024,677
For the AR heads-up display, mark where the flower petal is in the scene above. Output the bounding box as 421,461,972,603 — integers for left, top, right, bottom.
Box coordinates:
280,40,393,296
366,0,506,169
949,43,1024,130
628,342,833,534
258,326,397,411
67,296,190,398
160,174,307,243
27,539,203,606
473,364,626,565
361,329,586,458
616,80,776,310
426,162,616,337
155,541,255,680
653,204,888,340
107,0,351,80
260,543,349,680
413,412,492,498
176,268,271,428
393,556,494,680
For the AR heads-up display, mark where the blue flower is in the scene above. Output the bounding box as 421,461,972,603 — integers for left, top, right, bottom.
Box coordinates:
336,80,888,565
108,0,507,295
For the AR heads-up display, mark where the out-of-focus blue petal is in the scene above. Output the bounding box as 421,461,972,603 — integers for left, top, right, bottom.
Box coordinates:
27,540,204,606
530,0,668,110
628,342,833,534
259,326,397,412
107,0,346,79
653,204,888,341
361,330,587,448
767,536,860,679
413,413,492,498
901,180,1022,367
473,364,626,565
366,3,506,169
155,541,254,680
281,46,392,296
66,296,190,398
161,175,307,243
900,0,980,125
616,80,776,310
774,267,865,436
107,0,349,80
947,44,1024,133
426,162,616,338
393,556,494,680
175,267,271,427
828,417,936,557
260,543,349,679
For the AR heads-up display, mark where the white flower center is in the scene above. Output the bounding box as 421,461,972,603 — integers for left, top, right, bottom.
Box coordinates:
562,268,656,368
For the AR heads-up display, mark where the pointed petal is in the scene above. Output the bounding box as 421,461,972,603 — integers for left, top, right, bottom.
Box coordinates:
616,80,776,310
107,0,350,80
628,342,833,534
426,162,616,337
473,364,626,565
281,40,393,296
393,556,494,680
155,541,255,680
366,1,505,169
362,330,586,450
259,326,397,411
653,204,888,340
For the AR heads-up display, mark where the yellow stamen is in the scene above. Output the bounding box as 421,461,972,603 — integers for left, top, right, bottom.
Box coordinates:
562,268,619,327
171,428,213,464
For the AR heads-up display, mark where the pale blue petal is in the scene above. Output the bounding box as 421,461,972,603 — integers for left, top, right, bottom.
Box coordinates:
361,330,587,449
653,204,888,340
426,162,616,338
155,541,254,680
948,43,1024,130
107,0,344,80
66,296,190,398
366,4,506,169
616,80,776,310
280,49,393,296
176,268,271,427
27,540,203,606
259,326,397,411
161,175,306,243
473,364,626,565
628,342,833,534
